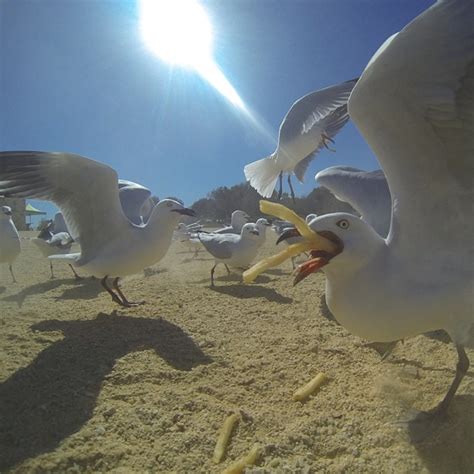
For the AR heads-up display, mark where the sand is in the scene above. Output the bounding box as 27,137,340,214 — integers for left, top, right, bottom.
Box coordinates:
1,231,473,473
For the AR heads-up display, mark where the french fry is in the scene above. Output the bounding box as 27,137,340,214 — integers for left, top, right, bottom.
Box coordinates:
292,372,328,401
222,444,262,474
243,200,338,283
243,241,314,283
213,413,240,464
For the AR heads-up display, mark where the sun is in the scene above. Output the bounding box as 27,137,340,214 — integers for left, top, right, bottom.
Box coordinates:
139,0,248,110
139,0,213,68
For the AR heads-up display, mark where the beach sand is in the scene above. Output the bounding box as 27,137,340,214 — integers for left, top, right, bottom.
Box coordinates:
1,232,473,473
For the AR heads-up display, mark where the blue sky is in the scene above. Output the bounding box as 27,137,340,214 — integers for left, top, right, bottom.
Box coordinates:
1,0,434,219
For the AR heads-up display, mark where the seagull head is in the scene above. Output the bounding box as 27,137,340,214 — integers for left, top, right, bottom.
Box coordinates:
278,213,384,284
241,223,260,238
1,206,13,218
152,199,196,221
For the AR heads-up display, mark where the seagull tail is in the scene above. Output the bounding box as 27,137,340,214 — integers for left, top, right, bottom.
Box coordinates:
48,252,80,262
244,156,281,198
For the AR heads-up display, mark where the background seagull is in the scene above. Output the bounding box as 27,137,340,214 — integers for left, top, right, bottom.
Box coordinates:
315,166,391,237
244,78,358,201
213,209,250,234
0,206,20,283
198,223,261,286
0,151,195,307
32,220,81,279
282,0,473,424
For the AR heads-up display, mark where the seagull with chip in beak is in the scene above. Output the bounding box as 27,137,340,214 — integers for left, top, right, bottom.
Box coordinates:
278,0,474,426
0,151,195,307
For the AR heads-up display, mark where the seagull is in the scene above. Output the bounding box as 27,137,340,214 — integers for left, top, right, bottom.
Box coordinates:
315,166,391,237
280,0,474,421
0,151,195,307
244,78,358,202
173,222,204,258
0,206,20,283
118,179,158,225
213,210,250,234
255,218,271,248
198,223,261,286
32,220,81,279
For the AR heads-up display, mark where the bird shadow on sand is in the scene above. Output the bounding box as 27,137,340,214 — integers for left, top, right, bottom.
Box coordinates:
0,286,6,295
0,312,212,470
180,257,213,264
403,395,474,470
143,267,168,278
1,278,92,308
210,283,293,304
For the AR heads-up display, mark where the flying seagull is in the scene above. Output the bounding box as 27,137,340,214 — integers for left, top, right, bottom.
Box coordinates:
244,78,358,202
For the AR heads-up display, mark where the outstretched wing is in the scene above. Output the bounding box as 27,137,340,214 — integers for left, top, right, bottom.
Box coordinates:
118,180,152,225
0,151,131,260
315,166,392,237
349,0,474,263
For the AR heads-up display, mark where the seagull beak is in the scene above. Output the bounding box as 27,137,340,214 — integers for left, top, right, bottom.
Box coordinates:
172,208,196,217
276,227,300,245
293,231,343,286
4,210,12,216
244,214,251,222
250,229,260,236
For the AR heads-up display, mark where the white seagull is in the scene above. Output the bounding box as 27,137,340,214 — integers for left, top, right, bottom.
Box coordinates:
32,220,81,279
0,206,21,283
213,210,250,234
315,166,391,237
280,0,473,420
198,223,261,286
244,78,358,202
0,151,195,307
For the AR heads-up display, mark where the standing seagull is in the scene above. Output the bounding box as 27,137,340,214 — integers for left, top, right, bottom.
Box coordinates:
280,0,473,421
244,78,358,201
315,166,391,237
32,220,81,279
0,151,195,307
198,223,261,286
0,206,20,283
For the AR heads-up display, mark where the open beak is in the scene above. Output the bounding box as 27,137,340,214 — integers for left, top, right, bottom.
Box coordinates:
172,208,196,217
250,229,260,236
3,210,12,216
276,227,300,245
278,229,343,285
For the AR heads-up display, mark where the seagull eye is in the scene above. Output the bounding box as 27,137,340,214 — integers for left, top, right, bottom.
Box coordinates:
336,219,350,229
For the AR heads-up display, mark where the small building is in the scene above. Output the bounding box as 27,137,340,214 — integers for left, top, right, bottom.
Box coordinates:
0,197,27,230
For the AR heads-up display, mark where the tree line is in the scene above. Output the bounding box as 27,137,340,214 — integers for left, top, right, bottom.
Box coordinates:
190,182,355,223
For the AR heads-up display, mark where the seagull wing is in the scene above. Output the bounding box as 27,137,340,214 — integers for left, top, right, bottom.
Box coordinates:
119,184,152,225
348,0,474,262
0,151,132,260
198,233,237,259
315,166,392,237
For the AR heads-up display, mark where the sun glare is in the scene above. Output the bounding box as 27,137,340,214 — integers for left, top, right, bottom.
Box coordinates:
139,0,213,67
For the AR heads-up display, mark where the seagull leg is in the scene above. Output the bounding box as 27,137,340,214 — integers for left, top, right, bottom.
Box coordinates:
224,264,231,274
210,264,217,287
397,343,469,442
50,261,55,279
100,276,125,306
429,344,469,416
322,133,336,152
69,264,83,280
277,171,283,200
9,264,16,283
287,175,296,203
112,277,145,307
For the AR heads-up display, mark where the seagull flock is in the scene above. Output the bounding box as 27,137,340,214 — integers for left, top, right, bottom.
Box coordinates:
0,0,472,427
